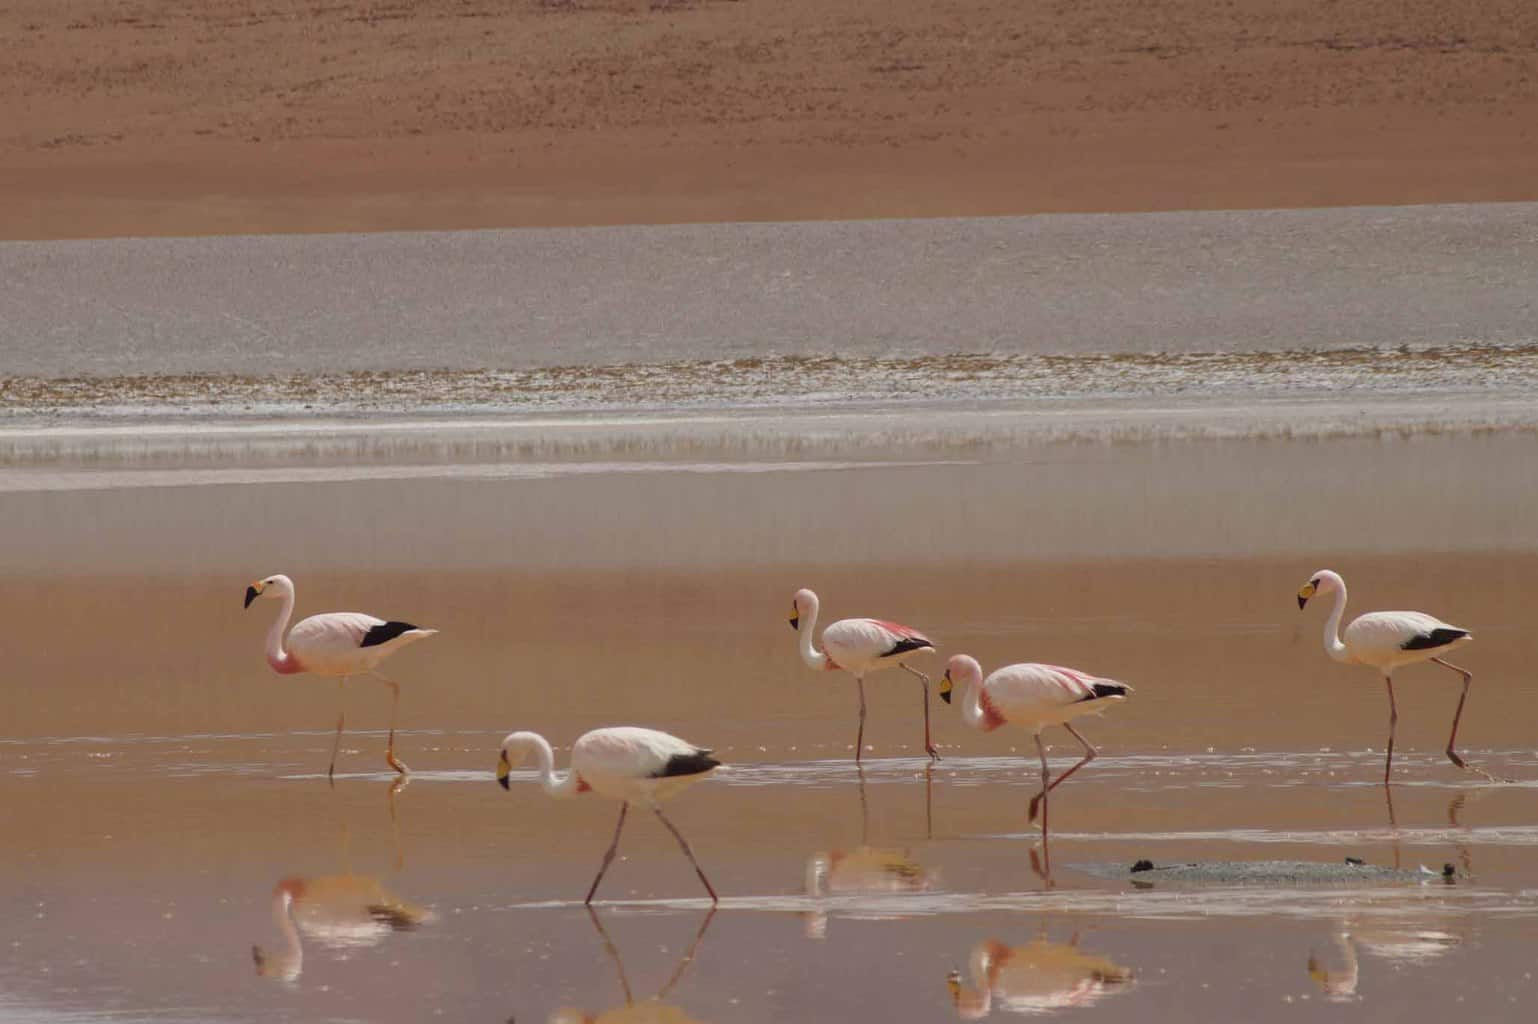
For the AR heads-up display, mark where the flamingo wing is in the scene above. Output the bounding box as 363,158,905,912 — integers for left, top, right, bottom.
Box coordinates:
1344,611,1470,661
286,612,385,657
574,727,718,781
984,663,1129,718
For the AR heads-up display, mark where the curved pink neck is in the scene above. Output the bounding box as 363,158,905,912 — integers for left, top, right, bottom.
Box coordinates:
265,588,303,674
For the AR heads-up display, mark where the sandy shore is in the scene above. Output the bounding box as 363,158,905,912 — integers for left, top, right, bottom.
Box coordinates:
4,1,1537,238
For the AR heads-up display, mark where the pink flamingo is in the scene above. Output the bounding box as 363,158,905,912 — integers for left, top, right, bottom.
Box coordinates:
1297,568,1503,785
496,726,721,904
941,654,1130,866
244,574,437,778
789,588,939,762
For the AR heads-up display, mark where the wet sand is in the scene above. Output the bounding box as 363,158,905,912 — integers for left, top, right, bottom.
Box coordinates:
4,427,1538,1021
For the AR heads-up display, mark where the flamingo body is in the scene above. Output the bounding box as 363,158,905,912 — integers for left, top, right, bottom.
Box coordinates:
244,573,435,776
789,588,940,761
496,726,721,903
1297,569,1494,785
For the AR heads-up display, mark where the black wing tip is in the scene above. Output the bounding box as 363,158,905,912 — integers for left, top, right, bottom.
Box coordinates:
361,620,422,648
654,750,722,778
1401,627,1471,651
1080,682,1130,702
882,637,935,659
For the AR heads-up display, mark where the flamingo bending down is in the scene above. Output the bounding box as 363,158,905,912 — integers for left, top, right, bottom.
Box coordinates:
252,873,428,983
1297,569,1501,785
789,588,939,762
941,655,1130,862
244,574,436,777
946,936,1133,1019
496,727,721,904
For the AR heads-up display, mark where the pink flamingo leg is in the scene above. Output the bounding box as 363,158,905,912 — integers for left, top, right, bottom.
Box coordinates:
654,807,718,903
1028,723,1098,824
328,677,347,781
370,672,408,775
586,802,630,905
1430,657,1507,783
1382,675,1398,787
854,675,868,764
1033,733,1052,876
901,663,941,760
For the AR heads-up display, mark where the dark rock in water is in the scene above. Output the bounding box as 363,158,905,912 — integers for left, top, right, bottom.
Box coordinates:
1074,859,1459,886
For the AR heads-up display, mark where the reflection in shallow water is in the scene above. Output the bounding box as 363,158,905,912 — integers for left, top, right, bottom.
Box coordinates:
946,934,1133,1018
547,909,715,1024
1304,897,1470,1002
803,847,937,939
253,779,429,984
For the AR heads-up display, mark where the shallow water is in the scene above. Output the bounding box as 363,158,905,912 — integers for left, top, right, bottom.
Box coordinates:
5,424,1538,1021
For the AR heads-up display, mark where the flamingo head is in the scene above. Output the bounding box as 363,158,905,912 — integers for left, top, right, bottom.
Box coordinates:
1297,569,1342,610
940,654,983,705
789,587,818,631
495,731,540,790
244,573,295,608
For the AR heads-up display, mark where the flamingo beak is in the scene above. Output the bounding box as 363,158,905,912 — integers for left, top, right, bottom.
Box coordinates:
496,750,511,790
789,606,799,631
1297,581,1316,610
244,583,263,608
1297,594,1308,610
939,670,953,705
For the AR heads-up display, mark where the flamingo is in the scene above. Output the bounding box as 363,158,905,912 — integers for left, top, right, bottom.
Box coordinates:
1296,569,1503,785
496,727,721,904
789,588,939,762
946,936,1133,1018
244,573,436,778
940,654,1130,867
252,873,429,984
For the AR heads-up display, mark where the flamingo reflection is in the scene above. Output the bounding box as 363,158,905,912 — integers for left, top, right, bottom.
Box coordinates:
946,934,1133,1018
547,908,715,1024
253,778,429,983
803,766,937,938
1308,913,1466,1003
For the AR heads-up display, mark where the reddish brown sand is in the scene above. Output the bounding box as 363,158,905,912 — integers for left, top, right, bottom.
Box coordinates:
4,0,1537,238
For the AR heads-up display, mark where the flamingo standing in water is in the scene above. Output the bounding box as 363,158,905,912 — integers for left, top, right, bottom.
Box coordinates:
244,574,436,777
496,727,721,904
941,654,1130,866
789,588,939,762
1297,569,1503,786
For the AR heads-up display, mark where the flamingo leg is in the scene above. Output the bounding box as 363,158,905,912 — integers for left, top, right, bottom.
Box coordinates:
1430,657,1507,783
900,663,941,760
657,906,717,1000
654,806,719,904
854,675,868,764
328,677,347,782
586,802,629,905
1382,675,1398,787
584,906,635,1004
1028,723,1097,824
369,672,408,775
1033,733,1052,876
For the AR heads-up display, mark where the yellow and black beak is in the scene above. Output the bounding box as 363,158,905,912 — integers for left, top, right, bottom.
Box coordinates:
495,750,511,790
788,603,799,632
244,581,264,609
1297,581,1316,610
939,669,954,705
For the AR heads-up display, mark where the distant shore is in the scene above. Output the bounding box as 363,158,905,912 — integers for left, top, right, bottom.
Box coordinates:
4,1,1536,239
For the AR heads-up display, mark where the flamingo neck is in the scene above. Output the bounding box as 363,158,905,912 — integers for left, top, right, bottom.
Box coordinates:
959,675,1002,733
1321,584,1351,663
255,888,303,981
519,733,582,799
265,587,301,674
796,598,831,671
